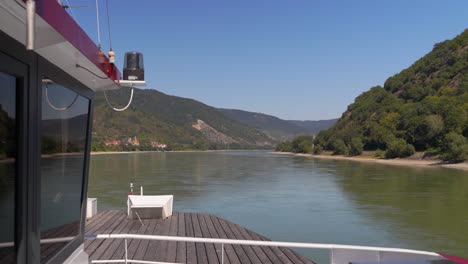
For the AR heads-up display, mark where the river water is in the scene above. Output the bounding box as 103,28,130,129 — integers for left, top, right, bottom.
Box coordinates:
88,151,468,263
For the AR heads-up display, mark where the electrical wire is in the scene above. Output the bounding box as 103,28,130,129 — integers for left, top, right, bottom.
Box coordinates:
76,64,109,79
105,0,113,50
75,65,134,112
95,0,101,48
13,0,25,8
64,0,80,26
103,86,134,112
45,83,79,111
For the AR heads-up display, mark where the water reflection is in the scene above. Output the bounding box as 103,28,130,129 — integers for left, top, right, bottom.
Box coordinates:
327,159,468,255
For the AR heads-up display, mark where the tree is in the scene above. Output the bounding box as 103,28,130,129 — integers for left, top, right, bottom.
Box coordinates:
313,145,323,155
385,139,415,158
442,132,468,161
349,137,364,156
332,139,348,155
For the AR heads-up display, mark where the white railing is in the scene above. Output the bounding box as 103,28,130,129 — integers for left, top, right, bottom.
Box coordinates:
85,234,443,264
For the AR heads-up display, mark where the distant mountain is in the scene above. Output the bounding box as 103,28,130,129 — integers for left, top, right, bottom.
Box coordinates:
218,108,337,140
92,88,275,151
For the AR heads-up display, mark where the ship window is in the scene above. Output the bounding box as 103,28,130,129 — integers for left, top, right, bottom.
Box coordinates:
40,79,90,263
0,72,17,264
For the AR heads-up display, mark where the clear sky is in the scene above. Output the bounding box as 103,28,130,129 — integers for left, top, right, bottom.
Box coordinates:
71,0,467,120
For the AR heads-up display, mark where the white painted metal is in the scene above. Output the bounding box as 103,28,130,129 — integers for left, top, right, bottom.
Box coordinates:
90,256,188,263
103,87,134,111
125,239,128,264
26,0,35,50
87,198,98,219
87,234,444,264
92,234,440,256
119,80,146,87
221,244,224,264
127,195,173,219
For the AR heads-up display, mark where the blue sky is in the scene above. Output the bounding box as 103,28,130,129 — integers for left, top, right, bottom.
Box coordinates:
70,0,467,120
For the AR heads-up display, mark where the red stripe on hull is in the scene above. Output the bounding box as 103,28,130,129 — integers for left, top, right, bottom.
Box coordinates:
35,0,121,82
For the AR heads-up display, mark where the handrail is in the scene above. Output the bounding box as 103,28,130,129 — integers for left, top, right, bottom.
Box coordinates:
86,233,440,257
86,233,446,264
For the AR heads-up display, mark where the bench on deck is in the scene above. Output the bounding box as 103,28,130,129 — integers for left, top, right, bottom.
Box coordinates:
127,195,173,219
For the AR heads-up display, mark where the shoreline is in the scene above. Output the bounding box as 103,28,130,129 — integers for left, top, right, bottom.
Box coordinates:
272,152,468,171
90,149,260,155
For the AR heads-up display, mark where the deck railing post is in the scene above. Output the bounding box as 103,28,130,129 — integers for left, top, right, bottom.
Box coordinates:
221,243,224,264
125,238,128,264
330,248,334,264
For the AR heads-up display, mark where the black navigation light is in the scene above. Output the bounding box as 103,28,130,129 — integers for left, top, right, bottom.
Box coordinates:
123,51,144,81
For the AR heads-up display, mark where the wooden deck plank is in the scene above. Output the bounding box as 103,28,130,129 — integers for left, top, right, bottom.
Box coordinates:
87,214,131,261
84,210,315,264
131,217,159,260
248,230,294,264
209,214,242,264
227,220,273,264
223,219,263,264
85,210,117,234
126,219,151,260
256,233,312,264
191,213,209,264
245,228,285,264
201,214,230,264
142,216,168,261
217,217,253,264
176,213,187,263
92,217,135,261
165,213,179,263
152,215,173,262
198,214,220,264
84,211,127,257
185,213,198,264
110,220,144,260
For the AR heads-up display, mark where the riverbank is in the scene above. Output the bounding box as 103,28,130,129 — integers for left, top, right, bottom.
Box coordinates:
90,149,254,155
272,151,468,171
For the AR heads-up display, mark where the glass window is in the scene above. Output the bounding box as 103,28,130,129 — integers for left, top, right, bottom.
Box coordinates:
0,72,17,263
40,79,90,263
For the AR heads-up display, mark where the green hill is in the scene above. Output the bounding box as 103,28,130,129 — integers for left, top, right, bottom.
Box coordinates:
92,88,275,151
218,108,337,140
311,29,468,161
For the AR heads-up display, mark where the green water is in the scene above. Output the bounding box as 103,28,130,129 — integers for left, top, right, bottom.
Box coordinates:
88,151,468,263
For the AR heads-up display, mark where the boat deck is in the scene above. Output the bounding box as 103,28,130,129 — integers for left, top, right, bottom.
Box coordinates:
85,210,316,264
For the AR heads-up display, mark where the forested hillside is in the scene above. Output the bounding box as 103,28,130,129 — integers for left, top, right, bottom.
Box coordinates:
92,88,275,151
284,30,468,161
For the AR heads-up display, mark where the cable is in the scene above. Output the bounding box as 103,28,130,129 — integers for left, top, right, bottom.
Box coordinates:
45,83,79,111
76,64,109,79
75,64,134,112
105,0,112,50
95,0,101,48
64,0,80,26
14,0,25,8
103,86,134,112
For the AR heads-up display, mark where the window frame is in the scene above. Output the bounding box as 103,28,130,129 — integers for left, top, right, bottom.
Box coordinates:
0,49,28,264
0,30,96,264
37,56,95,264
